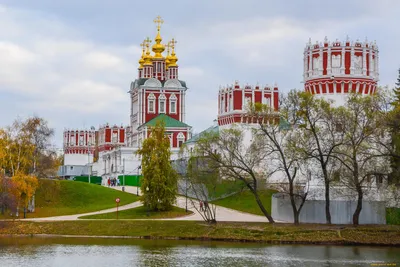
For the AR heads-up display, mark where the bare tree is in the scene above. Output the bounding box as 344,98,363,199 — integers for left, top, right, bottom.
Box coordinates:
195,126,275,223
291,91,346,224
332,93,392,225
249,95,309,224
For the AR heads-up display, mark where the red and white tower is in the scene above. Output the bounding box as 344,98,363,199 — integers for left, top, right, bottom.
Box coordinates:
217,81,279,127
63,129,96,165
304,37,379,105
127,16,191,154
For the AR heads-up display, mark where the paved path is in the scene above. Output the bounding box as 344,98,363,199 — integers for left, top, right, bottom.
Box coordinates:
24,185,278,222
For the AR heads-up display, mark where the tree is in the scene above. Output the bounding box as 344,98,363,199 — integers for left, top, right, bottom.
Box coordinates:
332,93,391,225
393,68,400,104
183,154,218,223
0,173,17,215
22,116,54,175
249,95,309,224
136,122,177,211
294,91,346,224
195,126,275,223
11,172,39,218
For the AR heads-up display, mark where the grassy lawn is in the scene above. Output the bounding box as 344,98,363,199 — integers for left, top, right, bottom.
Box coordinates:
1,179,139,219
387,208,400,225
207,179,246,199
212,189,277,215
0,220,399,245
79,206,192,220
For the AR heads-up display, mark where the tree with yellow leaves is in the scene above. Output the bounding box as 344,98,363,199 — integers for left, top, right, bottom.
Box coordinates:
11,172,38,218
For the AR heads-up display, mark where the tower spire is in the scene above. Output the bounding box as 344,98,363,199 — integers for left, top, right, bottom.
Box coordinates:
152,16,165,59
143,37,153,65
168,38,178,67
138,40,146,69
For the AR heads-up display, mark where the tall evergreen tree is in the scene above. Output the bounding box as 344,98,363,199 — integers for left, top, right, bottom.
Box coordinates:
136,121,178,211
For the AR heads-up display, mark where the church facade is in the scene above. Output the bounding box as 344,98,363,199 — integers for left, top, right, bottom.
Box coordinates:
58,17,191,180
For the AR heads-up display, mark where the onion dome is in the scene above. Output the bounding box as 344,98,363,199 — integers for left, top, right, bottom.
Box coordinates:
168,38,178,67
152,16,165,59
143,37,153,66
165,41,172,68
138,40,146,69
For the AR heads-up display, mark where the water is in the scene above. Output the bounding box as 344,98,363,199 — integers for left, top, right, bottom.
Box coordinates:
0,237,399,267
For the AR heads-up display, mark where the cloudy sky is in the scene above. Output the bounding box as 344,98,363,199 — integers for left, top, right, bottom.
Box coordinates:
0,0,399,148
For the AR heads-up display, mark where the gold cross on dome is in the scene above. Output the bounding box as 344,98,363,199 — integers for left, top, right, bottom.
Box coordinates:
166,41,172,54
145,37,152,48
170,38,177,49
140,40,146,52
154,15,164,31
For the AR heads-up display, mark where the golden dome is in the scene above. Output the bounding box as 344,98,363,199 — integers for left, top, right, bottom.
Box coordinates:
138,40,146,69
152,16,165,59
165,41,172,68
167,38,178,67
143,37,153,65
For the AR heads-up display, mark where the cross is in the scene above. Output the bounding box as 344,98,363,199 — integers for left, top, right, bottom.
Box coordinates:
145,37,152,48
154,15,164,31
140,40,146,52
166,41,172,54
170,38,177,50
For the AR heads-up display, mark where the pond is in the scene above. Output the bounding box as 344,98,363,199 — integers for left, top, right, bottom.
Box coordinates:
0,237,399,267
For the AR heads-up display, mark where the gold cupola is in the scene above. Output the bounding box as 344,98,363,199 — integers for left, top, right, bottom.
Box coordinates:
165,41,172,68
143,37,153,65
151,16,166,59
138,40,146,69
167,38,178,67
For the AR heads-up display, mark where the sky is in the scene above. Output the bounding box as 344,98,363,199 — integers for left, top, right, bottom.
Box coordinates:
0,0,400,149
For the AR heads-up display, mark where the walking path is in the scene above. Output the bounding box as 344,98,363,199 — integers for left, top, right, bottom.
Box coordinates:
24,185,277,222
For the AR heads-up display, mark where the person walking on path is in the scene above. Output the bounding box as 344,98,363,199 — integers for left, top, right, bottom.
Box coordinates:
107,178,110,187
200,201,204,212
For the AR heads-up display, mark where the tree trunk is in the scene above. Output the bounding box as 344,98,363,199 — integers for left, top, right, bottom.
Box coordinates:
253,190,275,223
289,181,300,224
324,176,332,224
352,186,363,225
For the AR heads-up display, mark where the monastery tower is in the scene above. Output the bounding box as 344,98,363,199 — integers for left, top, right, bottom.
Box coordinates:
127,16,191,154
304,37,379,105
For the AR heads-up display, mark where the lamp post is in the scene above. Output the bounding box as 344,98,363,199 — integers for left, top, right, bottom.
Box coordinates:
146,186,149,217
122,158,125,191
137,165,141,196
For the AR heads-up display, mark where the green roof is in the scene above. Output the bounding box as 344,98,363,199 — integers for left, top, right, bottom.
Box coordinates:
185,124,219,144
279,117,291,130
140,114,190,128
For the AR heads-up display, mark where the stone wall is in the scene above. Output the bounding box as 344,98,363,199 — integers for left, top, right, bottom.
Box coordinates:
272,193,386,224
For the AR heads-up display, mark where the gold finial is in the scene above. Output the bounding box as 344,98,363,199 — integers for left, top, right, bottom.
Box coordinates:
165,41,172,68
168,38,178,67
143,37,153,65
138,40,146,69
154,15,164,32
152,16,166,59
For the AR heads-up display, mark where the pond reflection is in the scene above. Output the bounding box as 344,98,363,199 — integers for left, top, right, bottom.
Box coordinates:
0,237,399,267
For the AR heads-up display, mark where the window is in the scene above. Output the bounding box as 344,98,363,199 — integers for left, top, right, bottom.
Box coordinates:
169,94,177,114
147,94,155,113
331,55,341,68
79,135,84,146
159,94,166,113
112,132,118,143
177,132,185,148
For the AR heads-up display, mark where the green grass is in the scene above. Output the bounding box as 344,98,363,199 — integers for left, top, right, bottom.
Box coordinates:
212,189,277,215
387,208,400,225
206,179,246,199
79,206,192,220
1,221,399,245
1,179,139,218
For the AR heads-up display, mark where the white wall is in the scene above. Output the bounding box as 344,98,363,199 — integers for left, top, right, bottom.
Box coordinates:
64,154,93,166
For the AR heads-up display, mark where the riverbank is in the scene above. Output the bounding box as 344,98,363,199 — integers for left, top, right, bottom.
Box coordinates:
1,221,399,246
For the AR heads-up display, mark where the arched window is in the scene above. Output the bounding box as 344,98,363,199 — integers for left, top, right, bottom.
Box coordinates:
177,132,185,148
169,93,177,114
148,93,156,113
159,94,166,113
